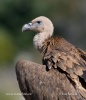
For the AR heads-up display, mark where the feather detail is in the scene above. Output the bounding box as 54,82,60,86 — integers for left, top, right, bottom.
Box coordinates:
42,37,86,98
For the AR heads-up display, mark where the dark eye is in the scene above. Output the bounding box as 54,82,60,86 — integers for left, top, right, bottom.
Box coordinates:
37,21,41,24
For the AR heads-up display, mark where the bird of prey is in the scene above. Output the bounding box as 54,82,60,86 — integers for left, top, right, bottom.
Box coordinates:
22,16,86,98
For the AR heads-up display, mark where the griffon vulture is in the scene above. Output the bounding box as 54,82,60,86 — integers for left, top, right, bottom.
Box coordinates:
22,16,86,98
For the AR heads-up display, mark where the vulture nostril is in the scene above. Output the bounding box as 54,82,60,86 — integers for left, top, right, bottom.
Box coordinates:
28,23,32,26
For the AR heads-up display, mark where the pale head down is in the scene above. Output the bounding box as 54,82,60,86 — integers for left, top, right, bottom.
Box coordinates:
22,16,54,52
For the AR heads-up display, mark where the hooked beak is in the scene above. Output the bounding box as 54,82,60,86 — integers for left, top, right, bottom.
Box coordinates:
22,23,32,32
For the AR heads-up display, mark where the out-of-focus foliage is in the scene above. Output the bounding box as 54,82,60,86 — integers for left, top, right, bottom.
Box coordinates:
0,28,16,64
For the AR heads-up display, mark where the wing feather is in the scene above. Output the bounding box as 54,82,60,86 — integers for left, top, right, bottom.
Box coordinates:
42,37,86,98
43,37,86,81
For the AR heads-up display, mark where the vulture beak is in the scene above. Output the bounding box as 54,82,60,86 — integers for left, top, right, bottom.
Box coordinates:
22,23,32,32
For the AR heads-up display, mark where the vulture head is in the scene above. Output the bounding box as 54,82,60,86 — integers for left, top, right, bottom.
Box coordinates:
22,16,54,35
22,16,54,51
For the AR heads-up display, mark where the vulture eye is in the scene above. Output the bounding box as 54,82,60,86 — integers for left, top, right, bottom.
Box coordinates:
37,21,41,24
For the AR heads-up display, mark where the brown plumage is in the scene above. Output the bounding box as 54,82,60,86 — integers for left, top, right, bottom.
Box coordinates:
22,16,86,98
42,37,86,98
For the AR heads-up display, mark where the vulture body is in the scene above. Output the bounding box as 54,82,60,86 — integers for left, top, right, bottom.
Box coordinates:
22,16,86,99
42,37,86,98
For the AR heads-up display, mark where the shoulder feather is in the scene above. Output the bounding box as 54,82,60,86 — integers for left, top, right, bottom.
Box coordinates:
42,37,86,98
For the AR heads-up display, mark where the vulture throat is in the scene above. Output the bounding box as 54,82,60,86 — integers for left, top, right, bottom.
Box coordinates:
22,16,86,99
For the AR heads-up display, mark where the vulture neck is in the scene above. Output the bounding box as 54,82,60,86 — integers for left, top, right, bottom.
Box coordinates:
33,32,52,53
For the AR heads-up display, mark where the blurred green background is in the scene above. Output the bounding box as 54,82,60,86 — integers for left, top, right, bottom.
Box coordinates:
0,0,86,100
